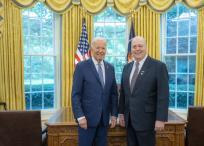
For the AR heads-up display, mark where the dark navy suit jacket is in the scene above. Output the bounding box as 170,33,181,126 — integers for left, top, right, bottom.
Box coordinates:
72,58,118,127
119,56,169,131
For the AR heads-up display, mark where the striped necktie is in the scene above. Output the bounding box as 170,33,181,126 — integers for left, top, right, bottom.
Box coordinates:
98,63,104,87
130,62,139,93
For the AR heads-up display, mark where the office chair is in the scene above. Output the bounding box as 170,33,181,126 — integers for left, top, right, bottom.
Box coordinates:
0,110,47,146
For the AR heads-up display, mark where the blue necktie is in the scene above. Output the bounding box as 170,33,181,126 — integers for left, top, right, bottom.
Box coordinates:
98,63,104,88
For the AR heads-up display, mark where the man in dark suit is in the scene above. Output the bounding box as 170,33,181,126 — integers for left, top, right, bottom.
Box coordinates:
119,36,169,146
72,37,118,146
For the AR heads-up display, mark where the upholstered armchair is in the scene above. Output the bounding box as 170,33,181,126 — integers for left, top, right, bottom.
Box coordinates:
0,110,47,146
185,106,204,146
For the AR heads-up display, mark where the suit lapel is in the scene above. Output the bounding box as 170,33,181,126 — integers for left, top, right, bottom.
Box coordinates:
125,62,134,94
104,62,109,91
132,56,152,93
88,59,102,86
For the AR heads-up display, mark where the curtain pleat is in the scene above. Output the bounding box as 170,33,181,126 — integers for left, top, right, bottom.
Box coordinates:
195,8,204,106
0,0,25,110
61,5,93,108
114,0,140,15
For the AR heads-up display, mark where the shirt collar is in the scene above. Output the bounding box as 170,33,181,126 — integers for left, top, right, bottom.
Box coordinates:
134,54,148,65
92,57,104,66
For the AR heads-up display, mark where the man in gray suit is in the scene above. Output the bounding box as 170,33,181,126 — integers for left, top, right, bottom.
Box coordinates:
119,36,169,146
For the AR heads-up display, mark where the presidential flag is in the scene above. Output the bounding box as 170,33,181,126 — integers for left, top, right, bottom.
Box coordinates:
75,18,90,65
127,21,135,62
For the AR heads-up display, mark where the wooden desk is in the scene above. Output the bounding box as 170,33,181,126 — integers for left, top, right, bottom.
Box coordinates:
46,108,186,146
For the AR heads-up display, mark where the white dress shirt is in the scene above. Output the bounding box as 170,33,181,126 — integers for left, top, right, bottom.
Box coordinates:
129,55,148,85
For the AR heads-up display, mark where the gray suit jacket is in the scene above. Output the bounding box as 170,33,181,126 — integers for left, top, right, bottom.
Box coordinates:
119,56,169,131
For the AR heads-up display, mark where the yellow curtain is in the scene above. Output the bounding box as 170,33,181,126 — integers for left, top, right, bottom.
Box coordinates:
10,0,204,14
45,0,72,13
113,0,140,15
195,8,204,106
183,0,204,9
81,0,107,14
11,0,37,8
0,0,25,110
61,5,93,108
131,5,160,59
147,0,175,12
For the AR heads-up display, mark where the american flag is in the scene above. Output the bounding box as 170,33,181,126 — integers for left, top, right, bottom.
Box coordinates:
75,18,90,65
127,21,135,62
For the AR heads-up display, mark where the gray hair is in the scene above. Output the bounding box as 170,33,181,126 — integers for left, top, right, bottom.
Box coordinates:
131,36,147,48
91,37,107,48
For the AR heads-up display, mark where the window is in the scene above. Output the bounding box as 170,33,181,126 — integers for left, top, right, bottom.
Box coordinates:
23,3,60,110
94,7,127,83
161,4,197,109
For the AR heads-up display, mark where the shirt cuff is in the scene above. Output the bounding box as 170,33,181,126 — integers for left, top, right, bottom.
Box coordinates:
77,116,85,122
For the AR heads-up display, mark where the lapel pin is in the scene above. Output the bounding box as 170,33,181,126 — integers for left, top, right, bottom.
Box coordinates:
141,71,145,75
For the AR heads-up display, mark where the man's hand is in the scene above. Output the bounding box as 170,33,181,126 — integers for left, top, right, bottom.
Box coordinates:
110,116,117,128
78,118,87,129
119,114,125,127
155,120,165,131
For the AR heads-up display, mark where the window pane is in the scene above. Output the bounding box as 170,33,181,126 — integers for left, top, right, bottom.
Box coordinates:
189,92,194,106
30,19,41,36
31,74,42,92
104,24,115,39
43,57,54,74
169,74,176,91
177,92,187,109
116,24,126,39
190,37,197,53
177,74,187,91
23,36,30,54
165,56,175,73
42,19,53,37
177,56,187,73
44,92,54,109
43,74,54,91
178,37,188,53
166,38,176,54
167,20,177,37
32,92,42,109
189,56,196,73
25,93,31,110
104,8,115,22
190,16,197,35
167,6,177,20
24,56,31,73
31,56,42,73
169,92,175,108
30,36,41,54
23,19,29,35
178,20,189,36
179,5,188,16
189,74,195,91
24,74,30,92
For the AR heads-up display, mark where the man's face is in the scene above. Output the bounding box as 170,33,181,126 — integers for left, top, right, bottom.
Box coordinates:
131,38,147,62
91,40,106,62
